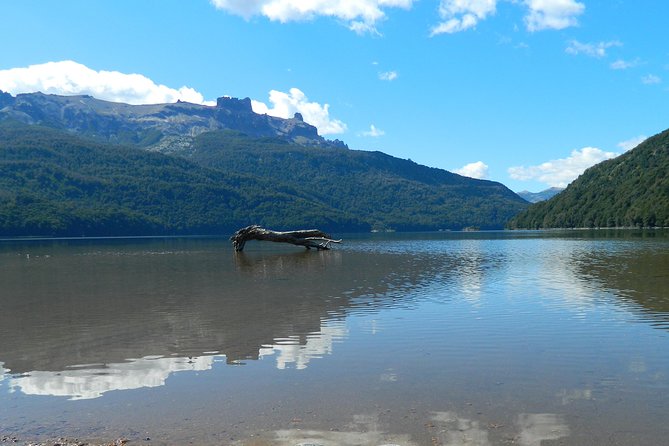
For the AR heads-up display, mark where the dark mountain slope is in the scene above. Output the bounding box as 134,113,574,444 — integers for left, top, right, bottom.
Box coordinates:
187,131,529,231
0,122,365,236
508,128,669,229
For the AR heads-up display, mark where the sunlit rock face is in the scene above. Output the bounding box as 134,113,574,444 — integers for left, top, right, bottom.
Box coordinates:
0,90,344,150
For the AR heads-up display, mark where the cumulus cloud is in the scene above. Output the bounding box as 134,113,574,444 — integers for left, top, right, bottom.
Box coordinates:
0,60,212,105
378,70,398,81
454,161,489,179
610,58,640,70
524,0,585,32
209,0,415,35
430,0,583,36
360,124,385,137
0,61,346,136
251,88,347,135
508,147,618,188
617,135,646,152
430,0,497,36
641,74,661,85
565,40,622,58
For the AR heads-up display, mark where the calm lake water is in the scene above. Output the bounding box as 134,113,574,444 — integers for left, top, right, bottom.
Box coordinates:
1,231,668,445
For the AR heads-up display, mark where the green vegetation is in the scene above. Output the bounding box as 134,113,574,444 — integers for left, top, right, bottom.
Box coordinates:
188,130,528,232
508,128,669,229
0,122,528,237
0,122,365,236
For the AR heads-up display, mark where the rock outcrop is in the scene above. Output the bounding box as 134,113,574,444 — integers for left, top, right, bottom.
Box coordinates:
0,90,347,151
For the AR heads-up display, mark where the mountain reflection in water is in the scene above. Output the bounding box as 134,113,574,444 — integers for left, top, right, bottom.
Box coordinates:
0,238,442,398
6,319,348,400
1,232,668,445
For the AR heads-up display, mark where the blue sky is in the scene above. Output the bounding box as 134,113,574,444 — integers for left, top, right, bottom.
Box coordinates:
1,0,667,192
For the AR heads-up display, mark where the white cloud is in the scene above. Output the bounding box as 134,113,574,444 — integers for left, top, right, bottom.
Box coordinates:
210,0,415,35
0,61,346,136
641,74,661,85
565,40,622,58
508,147,618,188
0,60,213,105
430,0,583,36
251,88,347,135
431,0,497,36
454,161,489,179
524,0,585,32
360,124,386,137
610,58,640,70
379,70,398,81
617,135,646,152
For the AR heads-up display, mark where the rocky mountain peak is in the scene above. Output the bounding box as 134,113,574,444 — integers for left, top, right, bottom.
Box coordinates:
216,96,253,113
0,91,347,150
0,89,14,108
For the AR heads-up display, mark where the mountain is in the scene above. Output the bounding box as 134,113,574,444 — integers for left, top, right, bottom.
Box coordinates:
508,128,669,229
0,122,365,236
0,90,347,150
0,91,530,236
185,130,528,231
517,187,565,203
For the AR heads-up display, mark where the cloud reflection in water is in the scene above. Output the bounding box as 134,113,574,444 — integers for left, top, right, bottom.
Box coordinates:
8,355,215,400
5,320,346,400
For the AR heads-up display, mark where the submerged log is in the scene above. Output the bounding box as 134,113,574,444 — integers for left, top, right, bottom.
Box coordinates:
230,225,342,252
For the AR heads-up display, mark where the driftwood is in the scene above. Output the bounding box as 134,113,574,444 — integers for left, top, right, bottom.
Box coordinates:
230,225,342,252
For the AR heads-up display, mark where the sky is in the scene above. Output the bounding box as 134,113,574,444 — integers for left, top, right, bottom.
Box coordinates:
1,0,667,192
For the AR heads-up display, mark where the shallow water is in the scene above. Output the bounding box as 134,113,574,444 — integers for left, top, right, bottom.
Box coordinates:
1,231,668,445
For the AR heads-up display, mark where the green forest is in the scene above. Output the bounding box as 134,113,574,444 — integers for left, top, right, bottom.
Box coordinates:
508,128,669,229
186,130,528,232
0,122,528,237
0,123,366,236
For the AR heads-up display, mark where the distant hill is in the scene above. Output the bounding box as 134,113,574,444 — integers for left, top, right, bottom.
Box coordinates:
508,128,669,229
517,187,565,203
0,91,530,236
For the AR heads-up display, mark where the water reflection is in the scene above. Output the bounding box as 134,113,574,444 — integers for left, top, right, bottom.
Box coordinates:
0,238,439,398
1,232,668,445
516,413,570,446
428,412,569,446
259,321,348,370
8,355,215,400
4,319,348,400
274,413,417,446
569,242,669,329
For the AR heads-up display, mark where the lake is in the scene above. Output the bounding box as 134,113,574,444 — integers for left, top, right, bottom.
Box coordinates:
1,231,668,445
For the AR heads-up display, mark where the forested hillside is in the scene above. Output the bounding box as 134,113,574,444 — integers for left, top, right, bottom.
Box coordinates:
0,123,365,236
0,91,533,236
185,130,529,231
0,122,529,236
508,128,669,229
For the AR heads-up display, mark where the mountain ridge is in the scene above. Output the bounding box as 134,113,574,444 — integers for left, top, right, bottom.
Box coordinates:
517,187,565,203
508,128,669,229
0,90,347,151
0,91,531,236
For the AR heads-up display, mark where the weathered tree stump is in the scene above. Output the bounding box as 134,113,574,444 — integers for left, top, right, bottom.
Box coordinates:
230,225,342,252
